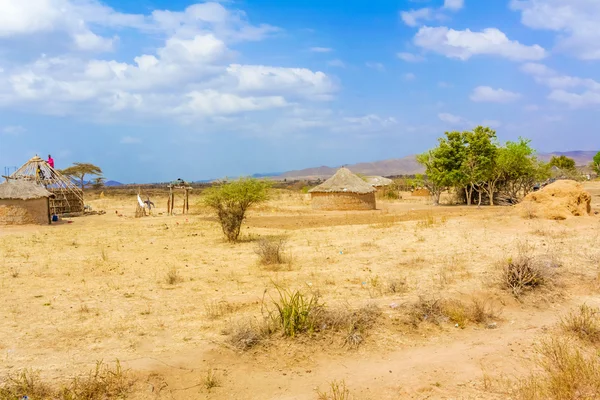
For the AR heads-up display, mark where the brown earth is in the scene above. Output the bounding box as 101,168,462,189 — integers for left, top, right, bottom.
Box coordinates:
516,180,592,220
1,182,599,399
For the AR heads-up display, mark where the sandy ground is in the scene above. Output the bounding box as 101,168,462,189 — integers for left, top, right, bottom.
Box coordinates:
1,184,600,399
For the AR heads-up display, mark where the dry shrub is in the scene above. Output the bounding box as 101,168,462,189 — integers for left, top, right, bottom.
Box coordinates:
205,300,234,320
514,337,600,399
317,304,381,348
317,380,351,400
408,297,501,329
501,254,554,297
0,361,134,400
561,304,600,343
203,369,220,391
225,319,272,351
254,236,289,266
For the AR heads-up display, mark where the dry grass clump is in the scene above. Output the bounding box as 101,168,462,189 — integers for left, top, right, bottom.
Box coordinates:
560,304,600,344
317,303,382,348
203,369,220,391
225,318,273,351
0,361,134,400
513,337,600,400
408,297,501,329
165,267,183,285
254,236,290,266
317,380,351,400
501,254,555,297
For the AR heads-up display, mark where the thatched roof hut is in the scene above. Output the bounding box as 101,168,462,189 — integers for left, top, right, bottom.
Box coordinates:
365,176,393,188
309,168,376,210
0,180,54,225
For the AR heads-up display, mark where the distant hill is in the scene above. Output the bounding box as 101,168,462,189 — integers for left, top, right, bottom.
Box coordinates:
104,180,123,187
277,151,597,180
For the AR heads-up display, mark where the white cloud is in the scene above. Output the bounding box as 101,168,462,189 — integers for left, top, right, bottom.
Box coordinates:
1,125,26,135
404,73,416,81
366,62,385,71
444,0,464,10
414,26,546,61
397,52,425,62
310,47,332,53
120,136,141,144
438,112,470,125
400,8,434,27
510,0,600,60
521,63,600,108
470,86,521,103
0,1,336,121
327,59,346,68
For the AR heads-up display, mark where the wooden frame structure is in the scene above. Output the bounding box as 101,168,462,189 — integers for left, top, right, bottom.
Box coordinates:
3,155,84,215
167,184,191,215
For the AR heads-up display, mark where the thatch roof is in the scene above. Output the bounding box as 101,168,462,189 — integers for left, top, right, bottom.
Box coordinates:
309,168,376,194
0,180,54,200
365,176,393,187
9,155,83,198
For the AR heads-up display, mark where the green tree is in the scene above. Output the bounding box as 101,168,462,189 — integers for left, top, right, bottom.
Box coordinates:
549,155,576,171
202,178,271,242
592,151,600,175
462,126,498,206
91,176,106,190
416,152,444,205
61,162,103,191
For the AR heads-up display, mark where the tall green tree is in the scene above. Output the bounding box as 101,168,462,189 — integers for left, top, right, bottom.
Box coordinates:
461,126,497,206
203,178,271,242
549,155,576,171
61,162,103,191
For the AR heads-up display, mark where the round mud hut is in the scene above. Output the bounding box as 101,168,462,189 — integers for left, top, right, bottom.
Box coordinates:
309,168,376,210
0,180,54,225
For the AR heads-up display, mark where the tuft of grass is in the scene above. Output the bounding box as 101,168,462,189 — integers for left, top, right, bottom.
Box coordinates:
0,369,53,399
10,268,19,278
514,337,600,399
501,254,552,297
203,369,220,391
560,304,600,343
205,300,234,320
407,297,501,329
165,267,183,285
317,380,351,400
225,319,270,351
271,287,322,337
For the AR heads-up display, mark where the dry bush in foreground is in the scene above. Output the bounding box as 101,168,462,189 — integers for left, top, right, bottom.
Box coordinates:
560,304,600,344
203,369,220,391
514,337,600,399
165,267,183,285
255,236,290,266
225,318,273,351
317,380,351,400
0,361,134,400
408,297,501,329
501,254,554,297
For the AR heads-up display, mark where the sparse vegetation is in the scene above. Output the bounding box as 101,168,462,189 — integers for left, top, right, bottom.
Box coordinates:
317,380,351,400
203,368,220,391
408,296,501,329
165,267,183,285
561,304,600,343
501,252,553,297
270,287,322,337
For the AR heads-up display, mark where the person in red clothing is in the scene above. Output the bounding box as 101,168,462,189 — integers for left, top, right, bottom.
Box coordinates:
47,154,54,169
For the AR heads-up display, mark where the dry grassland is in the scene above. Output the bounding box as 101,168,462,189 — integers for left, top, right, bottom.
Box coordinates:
1,183,599,399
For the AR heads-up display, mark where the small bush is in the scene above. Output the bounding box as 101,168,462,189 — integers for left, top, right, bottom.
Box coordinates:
317,380,351,400
514,337,600,399
501,255,551,297
225,319,272,351
561,304,600,343
408,297,447,327
0,369,53,399
255,237,289,266
408,297,501,329
165,267,183,285
203,369,220,391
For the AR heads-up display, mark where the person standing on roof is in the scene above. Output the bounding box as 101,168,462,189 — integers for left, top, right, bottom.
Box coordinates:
47,154,54,169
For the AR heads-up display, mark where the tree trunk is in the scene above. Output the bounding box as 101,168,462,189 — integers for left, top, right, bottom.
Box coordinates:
465,185,473,206
477,190,482,206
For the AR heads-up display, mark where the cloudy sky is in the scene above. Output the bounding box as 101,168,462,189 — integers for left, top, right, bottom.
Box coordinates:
0,0,598,182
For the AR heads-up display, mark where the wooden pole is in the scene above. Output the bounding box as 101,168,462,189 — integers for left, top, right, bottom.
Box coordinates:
186,189,189,213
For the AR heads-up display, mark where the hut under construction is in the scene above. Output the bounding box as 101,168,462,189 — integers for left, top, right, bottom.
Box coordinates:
4,156,84,215
0,180,54,225
309,167,376,210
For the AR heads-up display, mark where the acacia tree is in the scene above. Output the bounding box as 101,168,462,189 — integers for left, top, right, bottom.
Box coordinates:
416,152,444,205
549,155,576,171
592,151,600,175
203,178,271,242
61,163,103,191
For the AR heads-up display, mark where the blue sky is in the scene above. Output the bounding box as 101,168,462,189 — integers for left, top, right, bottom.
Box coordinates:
0,0,598,182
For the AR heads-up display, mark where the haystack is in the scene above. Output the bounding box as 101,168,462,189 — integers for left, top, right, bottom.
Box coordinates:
516,180,592,220
7,155,84,215
0,180,54,225
309,168,376,210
